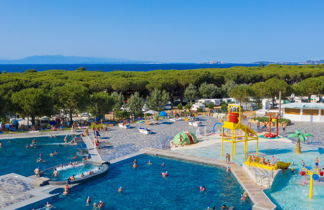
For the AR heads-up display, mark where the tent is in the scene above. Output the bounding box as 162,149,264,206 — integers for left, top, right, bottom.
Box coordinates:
159,111,168,117
172,131,198,146
144,110,158,115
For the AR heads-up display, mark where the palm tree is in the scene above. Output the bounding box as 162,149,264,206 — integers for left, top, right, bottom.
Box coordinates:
288,130,313,154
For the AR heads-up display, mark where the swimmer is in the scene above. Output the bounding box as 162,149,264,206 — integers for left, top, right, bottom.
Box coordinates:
93,202,97,209
97,200,104,209
291,168,295,174
161,171,168,178
221,204,228,209
34,168,40,176
64,135,68,143
70,175,76,181
118,186,123,193
0,142,3,148
199,186,206,192
81,173,84,178
147,160,152,165
132,162,138,169
53,150,58,155
63,185,69,195
302,160,306,167
49,153,54,157
86,196,91,205
45,202,53,209
226,166,231,173
52,169,59,177
161,162,165,167
241,191,248,201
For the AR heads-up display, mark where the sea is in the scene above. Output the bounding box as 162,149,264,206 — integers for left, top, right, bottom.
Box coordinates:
0,63,259,73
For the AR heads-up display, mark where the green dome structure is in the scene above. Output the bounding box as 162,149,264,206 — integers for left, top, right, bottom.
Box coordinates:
172,131,198,146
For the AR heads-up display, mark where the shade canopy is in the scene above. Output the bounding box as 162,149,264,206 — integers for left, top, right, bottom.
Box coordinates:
144,110,158,115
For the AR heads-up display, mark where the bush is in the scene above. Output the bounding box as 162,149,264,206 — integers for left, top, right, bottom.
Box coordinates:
184,103,192,110
221,101,227,113
177,104,183,110
197,108,204,112
207,103,214,109
115,111,130,119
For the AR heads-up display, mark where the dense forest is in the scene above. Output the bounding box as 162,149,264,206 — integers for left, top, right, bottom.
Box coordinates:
0,64,324,125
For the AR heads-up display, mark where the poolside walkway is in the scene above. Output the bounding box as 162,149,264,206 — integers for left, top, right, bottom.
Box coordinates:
141,148,276,210
81,135,104,164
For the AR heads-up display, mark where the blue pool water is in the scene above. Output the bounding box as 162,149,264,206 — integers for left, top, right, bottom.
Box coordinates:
30,155,253,210
176,139,324,210
0,136,82,176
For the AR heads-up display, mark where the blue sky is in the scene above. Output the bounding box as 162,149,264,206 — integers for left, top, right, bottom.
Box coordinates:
1,0,324,63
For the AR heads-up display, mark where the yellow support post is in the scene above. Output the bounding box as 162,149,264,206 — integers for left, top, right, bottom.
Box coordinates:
309,175,314,199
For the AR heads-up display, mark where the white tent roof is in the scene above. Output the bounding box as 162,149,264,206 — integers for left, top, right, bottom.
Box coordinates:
144,110,158,115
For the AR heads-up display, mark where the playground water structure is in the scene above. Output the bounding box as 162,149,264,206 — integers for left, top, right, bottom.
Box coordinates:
0,136,82,176
174,137,324,210
23,154,253,210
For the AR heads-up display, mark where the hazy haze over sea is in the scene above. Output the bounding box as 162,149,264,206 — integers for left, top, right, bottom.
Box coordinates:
0,63,258,73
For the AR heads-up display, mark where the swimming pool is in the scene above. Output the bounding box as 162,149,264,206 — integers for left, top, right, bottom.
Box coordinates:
0,136,82,176
27,155,253,210
175,139,324,210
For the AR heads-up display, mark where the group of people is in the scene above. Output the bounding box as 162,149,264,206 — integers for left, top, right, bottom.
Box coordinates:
85,196,104,209
248,155,276,166
64,135,78,144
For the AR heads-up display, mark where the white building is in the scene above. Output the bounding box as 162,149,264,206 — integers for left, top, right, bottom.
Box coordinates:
191,103,206,111
282,103,324,122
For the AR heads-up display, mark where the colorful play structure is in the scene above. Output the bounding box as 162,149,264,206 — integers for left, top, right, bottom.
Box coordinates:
244,154,290,170
171,131,198,147
212,122,223,133
299,166,324,199
264,113,279,138
221,104,259,160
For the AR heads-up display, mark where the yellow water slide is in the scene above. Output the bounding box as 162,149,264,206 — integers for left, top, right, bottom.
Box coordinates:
237,123,258,137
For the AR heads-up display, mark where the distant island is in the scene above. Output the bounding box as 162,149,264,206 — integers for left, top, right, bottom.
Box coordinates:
0,55,324,65
0,55,152,64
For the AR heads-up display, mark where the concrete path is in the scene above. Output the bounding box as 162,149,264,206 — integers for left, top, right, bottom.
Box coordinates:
81,135,104,163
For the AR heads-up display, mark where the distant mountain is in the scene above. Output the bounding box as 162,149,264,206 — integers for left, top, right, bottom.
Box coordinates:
0,55,151,64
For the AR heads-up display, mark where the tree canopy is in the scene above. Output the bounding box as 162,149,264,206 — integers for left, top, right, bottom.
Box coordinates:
0,64,324,122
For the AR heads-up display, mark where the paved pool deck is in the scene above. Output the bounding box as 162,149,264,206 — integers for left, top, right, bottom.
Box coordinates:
0,173,60,210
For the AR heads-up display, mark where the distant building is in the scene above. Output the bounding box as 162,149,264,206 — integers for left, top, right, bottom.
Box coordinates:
282,103,324,122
